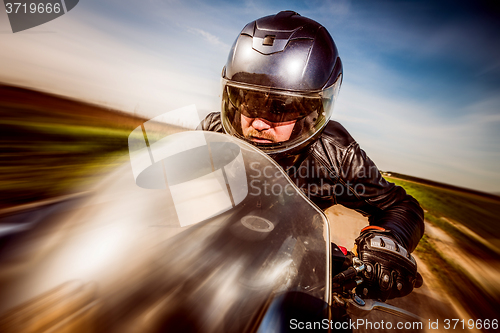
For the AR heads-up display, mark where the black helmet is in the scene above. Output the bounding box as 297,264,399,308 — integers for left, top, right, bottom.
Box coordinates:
221,10,342,158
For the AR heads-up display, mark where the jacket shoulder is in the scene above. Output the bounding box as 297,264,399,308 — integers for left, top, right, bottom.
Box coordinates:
318,120,356,150
305,121,357,181
197,112,223,133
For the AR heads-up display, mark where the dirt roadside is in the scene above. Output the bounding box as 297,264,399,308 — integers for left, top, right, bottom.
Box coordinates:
325,205,480,333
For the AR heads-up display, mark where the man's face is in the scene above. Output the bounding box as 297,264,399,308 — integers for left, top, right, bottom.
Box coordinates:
241,114,296,144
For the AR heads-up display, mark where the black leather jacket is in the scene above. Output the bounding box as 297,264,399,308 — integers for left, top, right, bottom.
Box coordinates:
198,112,424,252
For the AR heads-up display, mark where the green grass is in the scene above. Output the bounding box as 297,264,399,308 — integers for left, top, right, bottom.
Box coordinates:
385,176,500,245
0,86,154,209
0,120,131,208
0,86,187,210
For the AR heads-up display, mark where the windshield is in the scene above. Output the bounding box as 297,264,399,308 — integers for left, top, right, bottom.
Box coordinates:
0,131,331,333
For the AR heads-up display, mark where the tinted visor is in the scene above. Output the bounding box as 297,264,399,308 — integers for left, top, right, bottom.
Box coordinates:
226,85,323,123
220,77,341,154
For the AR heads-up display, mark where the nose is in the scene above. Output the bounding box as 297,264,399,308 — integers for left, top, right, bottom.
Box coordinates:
251,118,271,131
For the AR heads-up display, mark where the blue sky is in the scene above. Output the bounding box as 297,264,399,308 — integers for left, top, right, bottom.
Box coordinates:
0,0,499,192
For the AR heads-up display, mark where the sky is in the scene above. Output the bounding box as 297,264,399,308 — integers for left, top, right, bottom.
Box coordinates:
0,0,499,192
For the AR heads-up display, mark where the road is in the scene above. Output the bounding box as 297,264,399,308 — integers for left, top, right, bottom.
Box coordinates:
326,205,479,333
0,161,480,332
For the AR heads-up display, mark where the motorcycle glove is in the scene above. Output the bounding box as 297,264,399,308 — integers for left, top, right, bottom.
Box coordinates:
354,226,422,301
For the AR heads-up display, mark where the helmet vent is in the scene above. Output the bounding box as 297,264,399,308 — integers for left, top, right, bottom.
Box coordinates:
263,35,275,46
275,10,299,19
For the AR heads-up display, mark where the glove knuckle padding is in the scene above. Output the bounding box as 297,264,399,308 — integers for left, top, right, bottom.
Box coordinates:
356,233,418,300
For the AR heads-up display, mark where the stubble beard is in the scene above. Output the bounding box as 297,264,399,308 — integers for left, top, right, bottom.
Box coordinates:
243,128,277,143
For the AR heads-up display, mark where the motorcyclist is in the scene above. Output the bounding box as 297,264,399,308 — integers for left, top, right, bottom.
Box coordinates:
198,10,424,301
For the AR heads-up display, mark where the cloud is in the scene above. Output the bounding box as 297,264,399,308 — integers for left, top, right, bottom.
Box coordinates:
335,84,500,191
0,5,222,117
187,27,230,49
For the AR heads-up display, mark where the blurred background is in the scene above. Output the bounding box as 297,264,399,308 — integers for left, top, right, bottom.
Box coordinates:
1,0,500,331
2,0,500,191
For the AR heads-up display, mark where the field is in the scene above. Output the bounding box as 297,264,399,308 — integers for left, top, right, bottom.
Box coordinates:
0,84,181,210
386,173,500,242
385,174,500,257
384,173,500,322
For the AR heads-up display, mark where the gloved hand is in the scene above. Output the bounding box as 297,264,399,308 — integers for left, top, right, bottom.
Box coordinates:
354,227,422,301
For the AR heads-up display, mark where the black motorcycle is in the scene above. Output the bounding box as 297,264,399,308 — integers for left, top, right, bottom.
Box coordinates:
0,131,421,332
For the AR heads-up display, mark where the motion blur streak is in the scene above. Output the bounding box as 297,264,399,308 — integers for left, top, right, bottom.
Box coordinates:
0,281,98,332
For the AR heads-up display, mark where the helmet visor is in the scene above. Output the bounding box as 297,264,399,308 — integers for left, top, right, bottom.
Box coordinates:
226,85,320,123
221,77,341,154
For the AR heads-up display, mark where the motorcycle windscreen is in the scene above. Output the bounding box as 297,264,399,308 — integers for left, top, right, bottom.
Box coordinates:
0,131,331,333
